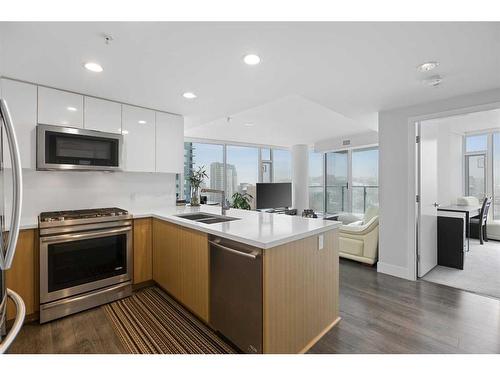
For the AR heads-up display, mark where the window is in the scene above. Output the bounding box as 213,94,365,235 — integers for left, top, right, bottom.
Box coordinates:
226,145,259,207
308,151,324,213
322,147,379,214
326,151,349,213
466,134,488,153
465,134,488,202
273,149,292,183
352,147,379,213
184,142,224,202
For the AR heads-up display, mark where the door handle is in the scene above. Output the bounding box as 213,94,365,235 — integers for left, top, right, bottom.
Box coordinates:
0,98,23,270
433,202,440,208
209,240,259,259
0,289,26,354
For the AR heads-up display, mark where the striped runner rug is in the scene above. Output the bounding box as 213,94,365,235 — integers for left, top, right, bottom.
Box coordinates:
103,287,237,354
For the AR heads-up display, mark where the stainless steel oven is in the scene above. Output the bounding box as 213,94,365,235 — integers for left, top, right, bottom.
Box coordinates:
37,124,123,171
39,208,132,323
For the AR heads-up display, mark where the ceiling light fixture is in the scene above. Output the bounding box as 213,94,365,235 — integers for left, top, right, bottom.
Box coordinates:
138,120,146,124
244,123,254,127
183,92,197,99
422,75,443,87
243,54,261,65
67,106,77,111
417,61,439,72
121,129,129,135
84,62,103,73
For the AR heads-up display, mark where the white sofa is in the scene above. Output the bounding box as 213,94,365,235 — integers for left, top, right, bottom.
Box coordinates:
337,206,379,265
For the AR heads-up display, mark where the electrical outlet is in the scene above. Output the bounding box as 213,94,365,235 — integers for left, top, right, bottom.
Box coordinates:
318,234,324,250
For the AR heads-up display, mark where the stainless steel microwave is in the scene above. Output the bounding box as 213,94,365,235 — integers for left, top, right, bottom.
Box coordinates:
37,124,123,171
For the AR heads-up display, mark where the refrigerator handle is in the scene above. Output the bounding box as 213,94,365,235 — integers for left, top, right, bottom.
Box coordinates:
0,98,23,270
0,289,26,354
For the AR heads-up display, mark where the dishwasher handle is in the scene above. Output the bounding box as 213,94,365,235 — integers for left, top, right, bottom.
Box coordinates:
209,240,260,260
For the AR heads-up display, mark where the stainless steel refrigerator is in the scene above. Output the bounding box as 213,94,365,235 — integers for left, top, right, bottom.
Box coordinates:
0,98,24,354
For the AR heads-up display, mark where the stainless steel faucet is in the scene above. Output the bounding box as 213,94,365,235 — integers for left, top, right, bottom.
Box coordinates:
201,188,231,215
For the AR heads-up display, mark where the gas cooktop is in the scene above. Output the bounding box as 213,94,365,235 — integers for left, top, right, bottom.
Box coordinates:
39,207,130,224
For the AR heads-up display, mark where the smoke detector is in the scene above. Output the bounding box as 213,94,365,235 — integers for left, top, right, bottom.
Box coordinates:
103,34,114,45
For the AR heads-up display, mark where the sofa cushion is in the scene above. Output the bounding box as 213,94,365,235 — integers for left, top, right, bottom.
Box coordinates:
338,213,362,225
339,236,363,256
347,220,363,226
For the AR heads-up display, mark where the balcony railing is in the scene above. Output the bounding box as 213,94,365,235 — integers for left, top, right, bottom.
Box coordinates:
326,185,378,213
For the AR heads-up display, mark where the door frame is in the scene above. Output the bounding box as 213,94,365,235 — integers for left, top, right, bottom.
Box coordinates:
411,102,500,281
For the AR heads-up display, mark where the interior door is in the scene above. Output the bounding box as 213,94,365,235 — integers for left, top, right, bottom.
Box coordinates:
418,121,439,277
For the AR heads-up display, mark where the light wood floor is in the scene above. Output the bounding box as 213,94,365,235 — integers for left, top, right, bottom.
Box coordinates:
8,259,500,354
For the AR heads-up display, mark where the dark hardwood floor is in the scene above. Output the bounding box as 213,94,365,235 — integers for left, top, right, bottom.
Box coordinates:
8,259,500,354
309,259,500,354
8,307,124,354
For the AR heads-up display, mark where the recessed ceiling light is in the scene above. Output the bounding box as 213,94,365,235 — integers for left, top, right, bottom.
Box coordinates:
422,75,443,87
67,106,77,112
244,123,254,127
84,62,103,73
183,92,197,99
417,61,439,72
243,54,261,65
138,120,146,124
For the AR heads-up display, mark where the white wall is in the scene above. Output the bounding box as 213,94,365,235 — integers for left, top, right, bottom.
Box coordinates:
378,88,500,280
5,170,177,223
435,121,463,206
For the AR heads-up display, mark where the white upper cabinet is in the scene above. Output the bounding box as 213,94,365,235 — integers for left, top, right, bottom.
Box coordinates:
84,97,122,134
38,87,83,128
122,105,156,172
155,112,184,173
1,78,37,169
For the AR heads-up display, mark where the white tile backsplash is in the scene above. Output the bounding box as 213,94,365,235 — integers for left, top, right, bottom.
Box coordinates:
4,170,177,220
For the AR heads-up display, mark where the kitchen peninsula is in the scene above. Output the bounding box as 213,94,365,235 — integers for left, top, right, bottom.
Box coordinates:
139,205,341,354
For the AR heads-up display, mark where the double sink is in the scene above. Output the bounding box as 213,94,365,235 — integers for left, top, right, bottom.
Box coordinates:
175,212,240,225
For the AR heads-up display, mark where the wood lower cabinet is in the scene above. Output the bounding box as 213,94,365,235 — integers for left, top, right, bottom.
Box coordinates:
133,218,153,284
262,229,339,353
5,229,39,321
152,219,210,322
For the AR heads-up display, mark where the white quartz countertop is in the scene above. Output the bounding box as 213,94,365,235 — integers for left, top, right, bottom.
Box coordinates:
134,205,340,249
18,205,340,249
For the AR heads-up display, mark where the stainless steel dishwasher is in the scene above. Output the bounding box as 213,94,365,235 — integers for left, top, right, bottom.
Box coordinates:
209,235,263,353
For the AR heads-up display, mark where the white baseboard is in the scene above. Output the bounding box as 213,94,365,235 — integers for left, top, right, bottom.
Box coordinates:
377,262,414,280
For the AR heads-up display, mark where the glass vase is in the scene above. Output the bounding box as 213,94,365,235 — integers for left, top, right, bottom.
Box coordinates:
191,186,201,206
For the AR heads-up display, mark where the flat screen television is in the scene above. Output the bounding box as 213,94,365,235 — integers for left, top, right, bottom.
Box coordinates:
256,182,292,209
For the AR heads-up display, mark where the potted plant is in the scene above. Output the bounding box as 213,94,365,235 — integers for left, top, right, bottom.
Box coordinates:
188,166,208,206
231,192,253,210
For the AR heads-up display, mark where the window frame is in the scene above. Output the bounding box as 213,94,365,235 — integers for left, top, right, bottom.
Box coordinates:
322,145,379,214
183,138,291,203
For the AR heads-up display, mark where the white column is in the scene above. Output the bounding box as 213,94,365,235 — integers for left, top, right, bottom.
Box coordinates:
291,144,309,214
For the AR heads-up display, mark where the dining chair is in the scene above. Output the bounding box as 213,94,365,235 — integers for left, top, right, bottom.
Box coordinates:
470,197,492,245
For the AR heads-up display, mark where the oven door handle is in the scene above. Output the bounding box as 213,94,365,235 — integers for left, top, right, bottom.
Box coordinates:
40,226,132,243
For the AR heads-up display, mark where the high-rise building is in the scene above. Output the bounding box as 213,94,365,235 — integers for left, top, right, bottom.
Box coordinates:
210,162,238,199
183,142,194,200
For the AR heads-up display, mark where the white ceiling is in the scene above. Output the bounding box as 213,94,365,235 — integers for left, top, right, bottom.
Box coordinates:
1,22,499,146
185,95,366,147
